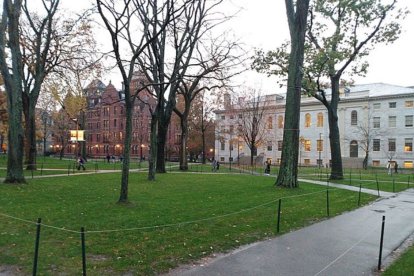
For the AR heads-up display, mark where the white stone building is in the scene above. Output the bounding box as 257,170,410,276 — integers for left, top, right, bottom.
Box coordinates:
214,83,414,169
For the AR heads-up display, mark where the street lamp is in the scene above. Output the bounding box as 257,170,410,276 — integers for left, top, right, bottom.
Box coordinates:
140,144,144,161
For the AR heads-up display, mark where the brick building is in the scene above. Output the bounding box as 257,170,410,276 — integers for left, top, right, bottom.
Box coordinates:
54,75,181,160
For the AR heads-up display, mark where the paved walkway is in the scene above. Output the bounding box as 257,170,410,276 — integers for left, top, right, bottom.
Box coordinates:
169,187,414,276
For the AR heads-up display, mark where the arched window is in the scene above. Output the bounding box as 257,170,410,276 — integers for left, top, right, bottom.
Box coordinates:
267,117,273,129
351,110,358,126
305,113,311,128
350,140,358,157
278,115,284,128
317,112,324,127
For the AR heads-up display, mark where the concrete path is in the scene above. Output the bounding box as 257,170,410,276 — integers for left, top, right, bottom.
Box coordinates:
170,189,414,276
298,178,396,197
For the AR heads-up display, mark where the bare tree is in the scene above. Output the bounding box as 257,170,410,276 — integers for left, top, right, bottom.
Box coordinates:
138,0,227,174
173,34,245,170
97,0,177,200
237,89,269,166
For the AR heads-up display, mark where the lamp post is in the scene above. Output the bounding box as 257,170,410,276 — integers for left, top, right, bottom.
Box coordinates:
318,133,322,168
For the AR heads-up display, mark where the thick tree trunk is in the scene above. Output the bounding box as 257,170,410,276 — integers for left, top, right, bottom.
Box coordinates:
250,146,254,166
23,96,37,170
118,102,133,203
327,77,344,180
363,152,368,170
156,120,167,173
275,0,310,188
148,114,158,181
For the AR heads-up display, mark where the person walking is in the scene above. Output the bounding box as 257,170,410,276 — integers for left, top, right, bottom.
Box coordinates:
394,162,398,174
77,155,86,171
387,162,392,175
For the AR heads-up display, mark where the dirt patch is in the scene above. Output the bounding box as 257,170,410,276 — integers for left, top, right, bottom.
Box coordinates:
0,265,25,276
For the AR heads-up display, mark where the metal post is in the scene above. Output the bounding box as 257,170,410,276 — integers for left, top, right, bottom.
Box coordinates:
358,182,362,206
376,175,380,197
33,218,41,276
378,216,385,271
81,227,87,276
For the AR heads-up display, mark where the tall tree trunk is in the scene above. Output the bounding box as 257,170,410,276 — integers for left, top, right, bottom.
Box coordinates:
23,94,37,170
328,77,344,180
179,118,189,170
275,0,310,188
5,93,26,183
148,114,158,181
250,146,254,166
156,120,167,173
118,101,133,203
363,152,368,170
1,0,26,184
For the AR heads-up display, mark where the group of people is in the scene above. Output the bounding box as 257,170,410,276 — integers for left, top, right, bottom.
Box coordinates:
106,154,124,163
211,159,220,172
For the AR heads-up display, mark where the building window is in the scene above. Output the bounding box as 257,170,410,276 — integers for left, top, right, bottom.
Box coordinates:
404,161,413,169
103,120,109,128
373,117,380,128
317,112,323,127
221,115,225,120
373,139,380,151
221,142,225,151
238,114,242,119
305,113,311,128
114,119,117,127
389,102,397,108
388,138,396,152
278,115,284,128
351,110,358,126
405,138,413,152
405,115,413,127
372,160,380,167
304,159,310,165
114,106,117,115
230,115,234,119
220,157,225,162
405,101,413,108
267,141,273,151
229,125,234,133
373,103,381,110
317,139,323,152
277,140,283,151
304,139,311,151
104,107,109,116
388,116,396,128
350,140,358,157
267,117,273,129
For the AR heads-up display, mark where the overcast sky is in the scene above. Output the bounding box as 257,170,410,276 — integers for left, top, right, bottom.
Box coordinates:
63,0,414,93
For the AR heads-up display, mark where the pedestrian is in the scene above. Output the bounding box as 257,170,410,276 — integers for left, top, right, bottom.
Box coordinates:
77,155,86,171
265,161,271,175
106,154,110,163
394,162,398,174
387,162,392,175
216,161,220,171
211,159,217,172
119,155,124,163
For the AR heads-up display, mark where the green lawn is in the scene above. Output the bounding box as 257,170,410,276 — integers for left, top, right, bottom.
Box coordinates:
0,172,375,275
383,245,414,275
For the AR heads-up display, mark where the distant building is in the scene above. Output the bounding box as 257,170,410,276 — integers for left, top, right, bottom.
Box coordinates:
53,74,181,160
215,83,414,169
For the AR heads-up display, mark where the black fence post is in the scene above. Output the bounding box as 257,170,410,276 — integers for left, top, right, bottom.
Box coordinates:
376,175,380,197
81,227,87,276
277,199,282,233
33,218,41,276
378,216,385,271
358,182,362,206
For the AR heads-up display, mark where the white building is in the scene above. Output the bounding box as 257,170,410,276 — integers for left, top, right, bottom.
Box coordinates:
215,83,414,169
